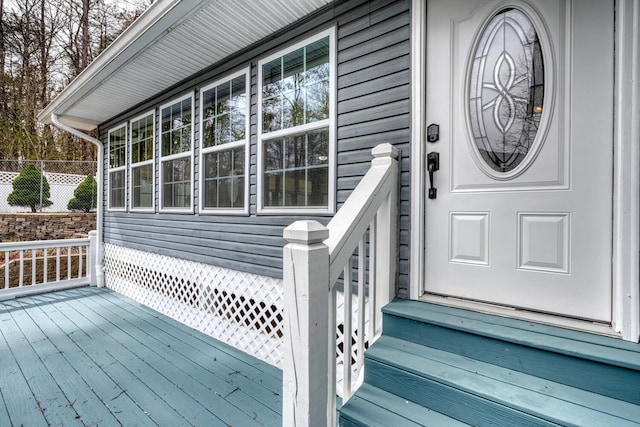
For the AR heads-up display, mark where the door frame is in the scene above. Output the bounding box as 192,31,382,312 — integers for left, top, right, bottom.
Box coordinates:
409,0,640,341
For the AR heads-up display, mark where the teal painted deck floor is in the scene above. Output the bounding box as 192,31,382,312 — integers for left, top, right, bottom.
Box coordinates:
0,287,283,426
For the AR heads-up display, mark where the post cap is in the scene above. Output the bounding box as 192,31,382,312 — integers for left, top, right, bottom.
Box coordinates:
372,143,399,160
284,220,329,244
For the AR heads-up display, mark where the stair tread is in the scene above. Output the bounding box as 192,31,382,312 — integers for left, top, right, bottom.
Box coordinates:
367,335,640,426
340,384,469,427
383,300,640,371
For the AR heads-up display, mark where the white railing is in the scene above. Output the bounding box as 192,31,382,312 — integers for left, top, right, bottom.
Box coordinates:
0,230,97,300
283,143,398,427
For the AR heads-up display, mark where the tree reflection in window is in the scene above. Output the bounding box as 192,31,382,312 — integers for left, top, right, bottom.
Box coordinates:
468,8,544,173
108,125,127,210
200,73,247,210
160,96,192,210
263,129,329,207
261,35,330,208
130,112,154,209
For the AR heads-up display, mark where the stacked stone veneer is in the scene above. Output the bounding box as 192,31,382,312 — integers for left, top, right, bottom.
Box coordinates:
0,213,96,241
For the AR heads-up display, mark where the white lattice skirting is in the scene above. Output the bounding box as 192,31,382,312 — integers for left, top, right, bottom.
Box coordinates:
103,244,284,367
103,243,368,394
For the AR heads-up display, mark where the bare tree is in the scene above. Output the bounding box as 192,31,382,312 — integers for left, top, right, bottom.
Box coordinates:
0,0,150,161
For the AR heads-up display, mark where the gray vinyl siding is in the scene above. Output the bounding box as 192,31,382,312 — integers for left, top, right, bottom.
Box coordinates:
100,0,412,296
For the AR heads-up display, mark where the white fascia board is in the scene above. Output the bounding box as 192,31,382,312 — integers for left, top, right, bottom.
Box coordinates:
37,0,203,128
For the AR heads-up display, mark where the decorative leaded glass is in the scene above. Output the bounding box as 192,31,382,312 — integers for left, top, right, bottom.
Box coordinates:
468,8,544,173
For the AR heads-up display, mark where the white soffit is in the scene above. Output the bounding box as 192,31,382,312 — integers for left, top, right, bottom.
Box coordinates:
39,0,331,130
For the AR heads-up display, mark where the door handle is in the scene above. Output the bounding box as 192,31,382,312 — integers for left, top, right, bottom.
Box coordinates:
427,152,439,199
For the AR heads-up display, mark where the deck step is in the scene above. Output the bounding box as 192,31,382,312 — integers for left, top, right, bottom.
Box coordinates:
364,336,640,426
339,300,640,426
339,384,469,427
382,300,640,405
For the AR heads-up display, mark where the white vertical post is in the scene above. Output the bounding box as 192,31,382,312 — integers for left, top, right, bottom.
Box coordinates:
67,246,71,279
372,144,398,338
19,251,24,287
43,249,48,284
89,230,97,286
31,249,36,285
283,220,330,427
56,247,61,282
342,262,353,400
4,251,9,289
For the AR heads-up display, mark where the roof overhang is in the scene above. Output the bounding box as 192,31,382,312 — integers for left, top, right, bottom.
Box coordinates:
38,0,332,131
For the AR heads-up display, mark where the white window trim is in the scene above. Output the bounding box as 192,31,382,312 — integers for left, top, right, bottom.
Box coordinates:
159,93,194,214
256,26,336,215
129,110,156,212
198,68,251,215
107,123,127,212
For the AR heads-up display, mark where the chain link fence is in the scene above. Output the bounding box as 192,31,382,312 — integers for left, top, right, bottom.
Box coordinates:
0,160,98,213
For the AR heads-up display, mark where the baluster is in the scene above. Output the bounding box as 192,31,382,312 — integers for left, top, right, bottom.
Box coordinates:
32,249,37,285
357,237,366,379
368,215,377,340
19,250,24,287
56,247,61,281
78,246,83,278
327,276,337,421
4,251,9,289
43,248,48,284
67,246,71,279
342,261,353,400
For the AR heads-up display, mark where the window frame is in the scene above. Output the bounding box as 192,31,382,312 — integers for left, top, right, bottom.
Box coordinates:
107,123,128,212
129,110,156,212
159,93,195,213
198,68,251,215
257,27,336,215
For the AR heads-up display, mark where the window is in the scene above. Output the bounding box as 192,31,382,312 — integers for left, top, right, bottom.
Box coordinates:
130,111,155,210
258,29,335,213
108,124,127,210
160,95,193,211
199,69,249,213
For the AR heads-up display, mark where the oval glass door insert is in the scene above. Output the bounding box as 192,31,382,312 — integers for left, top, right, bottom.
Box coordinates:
468,7,545,176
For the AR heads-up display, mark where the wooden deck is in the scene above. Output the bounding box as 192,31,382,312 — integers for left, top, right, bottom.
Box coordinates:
0,286,282,426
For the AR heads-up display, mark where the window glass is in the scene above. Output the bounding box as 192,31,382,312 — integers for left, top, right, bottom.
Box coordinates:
109,126,127,169
202,75,246,148
108,125,127,210
109,169,126,209
160,96,192,210
132,163,153,209
130,113,154,210
161,98,192,157
131,113,154,164
262,36,330,133
162,157,191,209
263,129,329,207
203,147,245,209
200,72,248,212
260,33,332,211
468,8,544,174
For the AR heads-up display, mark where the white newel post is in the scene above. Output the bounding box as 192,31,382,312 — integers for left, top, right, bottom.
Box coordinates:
283,220,330,427
88,230,97,286
372,144,398,336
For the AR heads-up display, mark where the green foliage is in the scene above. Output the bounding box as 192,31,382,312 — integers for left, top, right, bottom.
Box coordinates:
7,164,53,213
67,175,97,213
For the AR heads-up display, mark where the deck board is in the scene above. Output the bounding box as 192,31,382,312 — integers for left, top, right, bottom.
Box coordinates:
0,287,283,426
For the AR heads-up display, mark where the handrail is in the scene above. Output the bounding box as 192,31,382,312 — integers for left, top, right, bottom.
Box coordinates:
282,143,399,427
0,232,97,300
0,237,90,251
326,144,398,285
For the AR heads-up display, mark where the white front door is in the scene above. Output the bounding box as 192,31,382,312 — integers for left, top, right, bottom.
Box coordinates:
424,0,613,322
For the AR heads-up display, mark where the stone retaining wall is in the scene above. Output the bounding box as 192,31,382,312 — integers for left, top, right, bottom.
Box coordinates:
0,213,96,241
